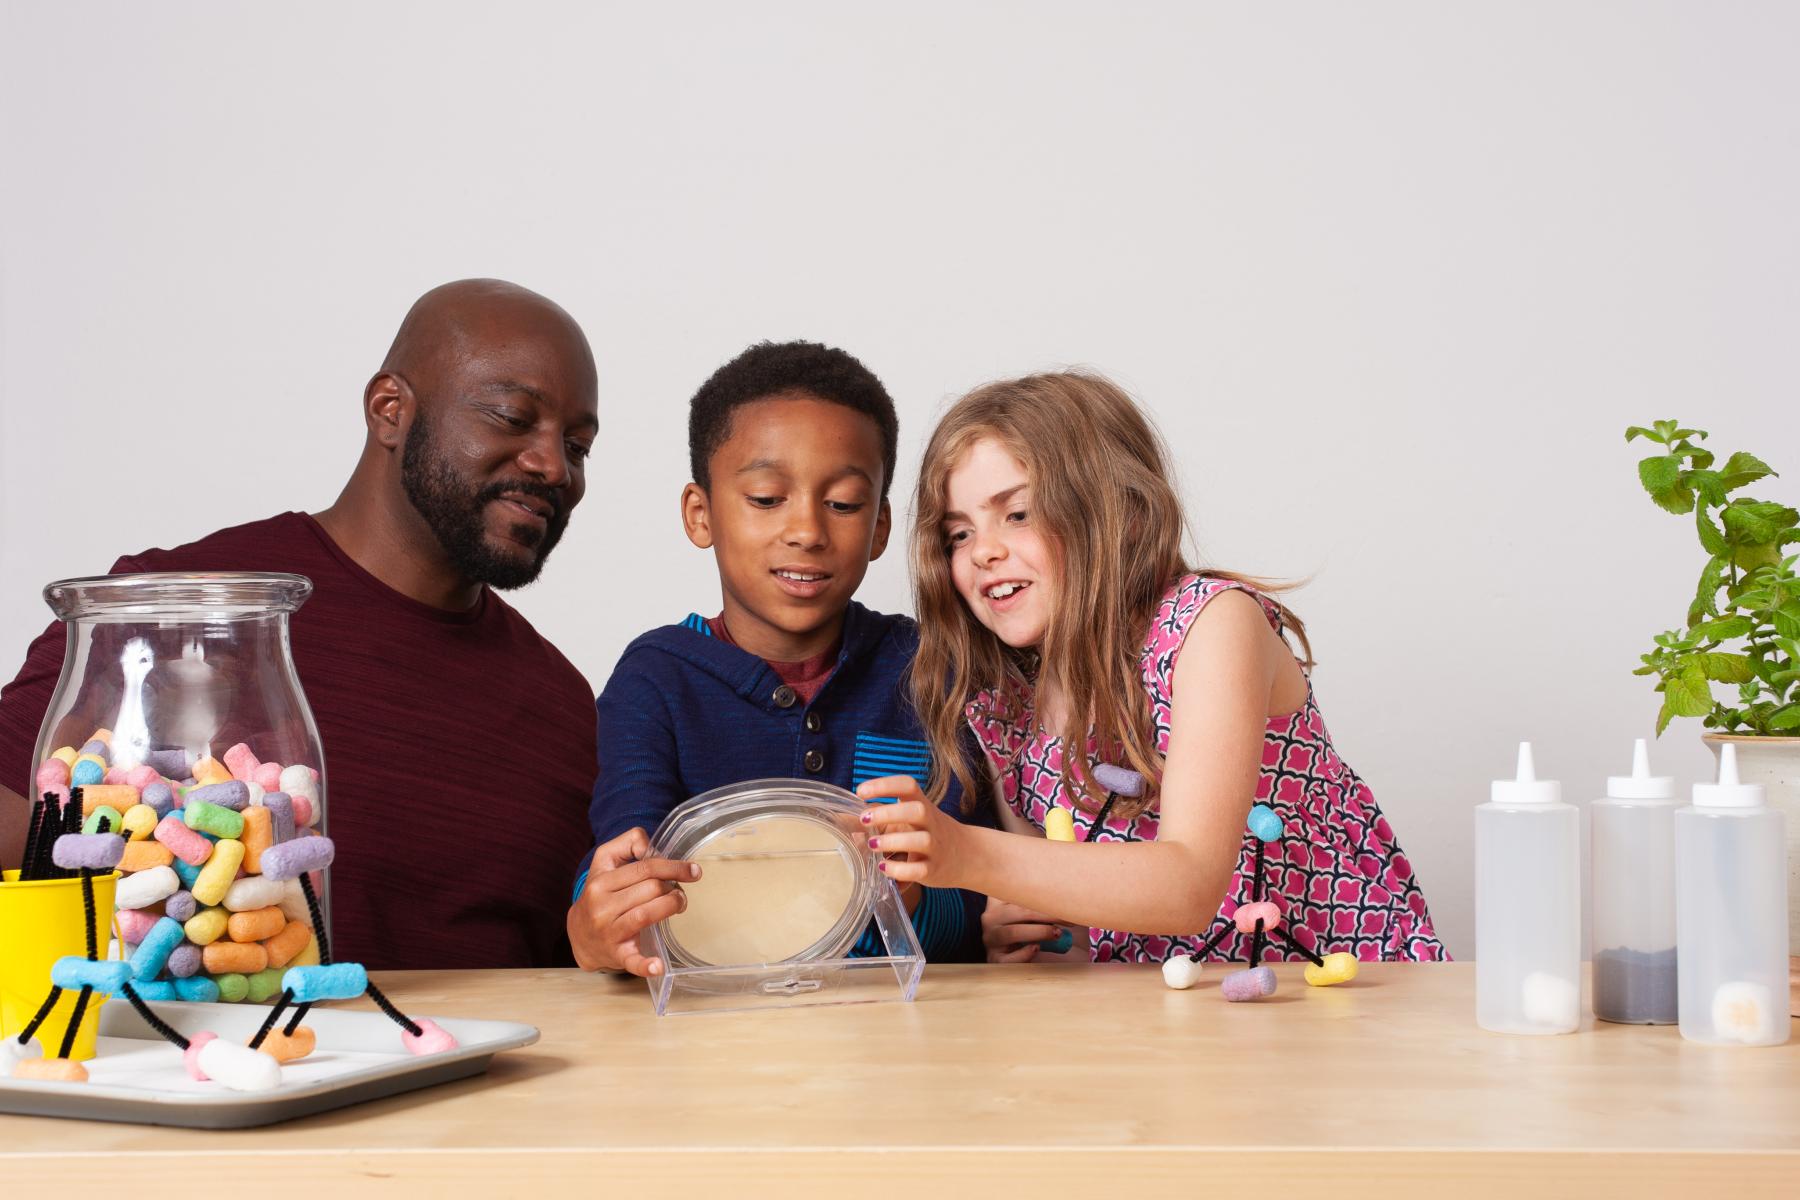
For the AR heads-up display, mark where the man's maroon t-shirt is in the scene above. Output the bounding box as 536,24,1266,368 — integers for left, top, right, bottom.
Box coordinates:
0,512,597,970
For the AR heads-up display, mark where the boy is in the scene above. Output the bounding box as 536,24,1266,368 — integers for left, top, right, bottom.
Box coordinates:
567,341,988,975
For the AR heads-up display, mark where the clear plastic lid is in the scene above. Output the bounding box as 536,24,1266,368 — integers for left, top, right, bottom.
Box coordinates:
44,572,313,622
649,778,877,968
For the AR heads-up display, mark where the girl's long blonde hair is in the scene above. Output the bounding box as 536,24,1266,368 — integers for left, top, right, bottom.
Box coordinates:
910,371,1310,818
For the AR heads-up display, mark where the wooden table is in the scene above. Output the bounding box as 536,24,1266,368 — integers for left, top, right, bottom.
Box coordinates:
1,964,1795,1196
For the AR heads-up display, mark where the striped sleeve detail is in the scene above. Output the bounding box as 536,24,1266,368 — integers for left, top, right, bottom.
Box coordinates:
849,886,963,960
680,612,713,637
852,731,932,788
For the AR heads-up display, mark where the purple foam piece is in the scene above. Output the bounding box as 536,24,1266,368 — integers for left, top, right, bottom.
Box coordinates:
52,832,125,870
1220,965,1277,1002
140,781,175,817
165,889,197,922
258,836,335,881
80,739,112,765
262,792,295,843
144,749,190,778
1093,762,1146,798
186,780,249,811
166,942,203,979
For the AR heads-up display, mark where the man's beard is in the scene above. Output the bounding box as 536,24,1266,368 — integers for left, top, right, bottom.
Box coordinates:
400,413,570,591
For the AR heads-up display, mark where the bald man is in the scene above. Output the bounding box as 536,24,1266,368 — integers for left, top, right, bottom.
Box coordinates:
0,279,600,969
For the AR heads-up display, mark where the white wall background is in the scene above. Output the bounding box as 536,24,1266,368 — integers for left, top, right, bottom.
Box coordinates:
3,1,1796,958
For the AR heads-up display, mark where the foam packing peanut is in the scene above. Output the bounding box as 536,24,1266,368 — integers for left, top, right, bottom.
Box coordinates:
153,815,213,866
222,876,287,912
115,907,160,944
1162,955,1205,990
140,781,175,817
216,973,250,1002
116,865,180,909
262,920,313,968
1220,965,1277,1002
129,917,186,980
81,807,123,836
255,1025,316,1063
1044,807,1076,842
258,836,334,882
167,943,203,978
118,839,174,872
184,906,229,946
246,967,285,1002
240,806,273,873
262,792,296,843
1304,952,1359,987
1232,901,1282,934
134,980,178,1001
165,889,198,922
71,755,105,786
191,838,245,906
401,1019,459,1056
223,743,261,782
174,976,219,1002
284,963,366,1003
192,757,232,787
196,1038,281,1091
13,1057,88,1083
252,762,284,792
51,956,133,993
79,784,138,815
227,906,285,943
53,832,124,871
120,803,158,841
187,780,250,812
203,939,267,976
2,1036,43,1069
51,746,79,768
184,800,244,839
36,759,69,792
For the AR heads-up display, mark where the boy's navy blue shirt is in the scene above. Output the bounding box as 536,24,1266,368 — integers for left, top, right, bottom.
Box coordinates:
578,600,990,962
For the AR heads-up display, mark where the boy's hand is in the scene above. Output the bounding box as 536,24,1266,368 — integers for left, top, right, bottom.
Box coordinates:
982,898,1065,963
567,827,700,977
854,775,975,890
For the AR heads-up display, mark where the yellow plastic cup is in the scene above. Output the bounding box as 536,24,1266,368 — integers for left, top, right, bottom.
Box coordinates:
0,869,120,1061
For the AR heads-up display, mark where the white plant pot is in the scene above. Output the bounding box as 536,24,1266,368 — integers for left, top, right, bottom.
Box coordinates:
1702,733,1800,1016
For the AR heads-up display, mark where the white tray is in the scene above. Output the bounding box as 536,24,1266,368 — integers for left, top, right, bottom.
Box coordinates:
0,999,538,1129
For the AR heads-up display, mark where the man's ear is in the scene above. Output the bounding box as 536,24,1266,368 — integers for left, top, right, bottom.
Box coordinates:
868,498,892,562
365,371,414,453
681,482,714,549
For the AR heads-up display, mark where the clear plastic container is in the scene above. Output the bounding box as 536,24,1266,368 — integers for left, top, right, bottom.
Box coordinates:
1476,743,1580,1034
1675,744,1789,1046
644,778,923,1016
27,573,328,1004
1590,740,1677,1024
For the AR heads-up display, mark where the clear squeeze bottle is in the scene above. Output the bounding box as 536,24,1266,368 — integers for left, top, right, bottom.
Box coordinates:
1590,739,1677,1024
1476,742,1580,1034
1675,743,1790,1046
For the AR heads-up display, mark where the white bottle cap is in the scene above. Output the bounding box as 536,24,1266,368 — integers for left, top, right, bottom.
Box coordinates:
1491,742,1561,805
1692,743,1765,809
1606,738,1674,800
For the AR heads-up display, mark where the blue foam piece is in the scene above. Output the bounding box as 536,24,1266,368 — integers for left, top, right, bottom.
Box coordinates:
51,957,133,993
1038,928,1074,954
172,857,203,888
72,758,104,786
283,963,367,1003
130,916,186,981
1247,804,1284,842
131,980,178,1001
173,975,220,1003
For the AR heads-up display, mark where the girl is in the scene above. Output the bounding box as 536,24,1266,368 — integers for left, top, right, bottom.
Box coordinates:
859,372,1444,965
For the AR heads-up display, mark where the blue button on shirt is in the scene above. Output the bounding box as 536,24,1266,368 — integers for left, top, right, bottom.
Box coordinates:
576,602,990,962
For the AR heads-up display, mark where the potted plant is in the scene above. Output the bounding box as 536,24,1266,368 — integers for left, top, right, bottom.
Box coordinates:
1629,420,1800,978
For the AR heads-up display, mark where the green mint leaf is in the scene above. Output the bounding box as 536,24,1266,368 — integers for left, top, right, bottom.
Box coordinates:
1696,508,1728,554
1690,556,1727,622
1689,469,1727,507
1723,501,1800,543
1625,425,1663,444
1703,652,1755,683
1721,451,1775,491
1665,660,1715,717
1639,454,1681,495
1768,704,1800,731
1697,614,1753,640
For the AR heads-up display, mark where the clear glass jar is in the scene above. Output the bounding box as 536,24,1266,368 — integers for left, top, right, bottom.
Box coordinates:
28,573,329,1005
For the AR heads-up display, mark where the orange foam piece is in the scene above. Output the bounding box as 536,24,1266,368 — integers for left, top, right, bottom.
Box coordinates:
13,1057,89,1083
203,940,269,974
119,839,175,872
240,806,273,874
263,920,312,968
227,906,285,943
254,1025,316,1063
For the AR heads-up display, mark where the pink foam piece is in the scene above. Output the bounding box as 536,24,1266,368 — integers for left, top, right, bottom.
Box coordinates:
125,765,160,790
103,766,130,786
400,1018,458,1056
36,760,69,791
253,763,284,791
292,795,314,828
184,1031,218,1081
1232,900,1283,935
223,743,261,782
115,907,161,944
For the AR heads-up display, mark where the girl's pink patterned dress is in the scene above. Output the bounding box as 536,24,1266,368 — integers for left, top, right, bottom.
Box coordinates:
966,574,1446,963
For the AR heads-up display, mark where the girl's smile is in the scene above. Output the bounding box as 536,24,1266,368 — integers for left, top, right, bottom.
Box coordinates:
943,437,1053,649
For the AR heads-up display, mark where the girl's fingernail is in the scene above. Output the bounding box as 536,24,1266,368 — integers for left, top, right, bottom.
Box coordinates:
868,837,880,849
860,811,873,825
878,861,888,872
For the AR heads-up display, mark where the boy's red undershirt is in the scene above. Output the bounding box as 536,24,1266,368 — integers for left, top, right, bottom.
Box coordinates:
706,614,839,704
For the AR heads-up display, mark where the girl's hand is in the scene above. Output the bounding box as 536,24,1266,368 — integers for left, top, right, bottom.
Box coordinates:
855,775,974,890
981,898,1065,963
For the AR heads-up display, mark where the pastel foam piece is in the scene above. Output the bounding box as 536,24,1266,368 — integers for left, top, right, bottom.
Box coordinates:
184,800,244,839
1521,971,1580,1027
2,1036,43,1069
252,762,284,792
81,807,124,836
115,907,161,945
192,757,232,787
228,906,284,943
1038,927,1074,954
1220,965,1278,1002
293,794,316,829
88,729,114,746
1044,807,1076,842
53,832,125,870
154,815,214,866
223,876,287,912
191,838,246,905
80,739,110,762
243,781,266,809
291,933,322,967
279,764,318,794
50,956,133,992
1247,804,1284,842
183,1031,217,1080
223,743,261,782
144,749,190,778
1092,762,1147,797
165,889,198,922
140,781,175,817
172,857,203,888
256,1025,316,1063
130,917,187,980
124,765,160,790
184,906,229,946
167,942,204,979
240,806,273,873
36,759,69,791
401,1018,459,1056
174,975,221,1003
115,865,180,909
1305,952,1360,987
245,967,285,1003
262,792,296,843
277,879,313,927
51,746,79,767
284,963,367,1003
204,940,268,975
263,920,314,968
1712,980,1777,1043
13,1057,88,1083
1162,955,1205,990
120,803,158,841
103,766,130,786
197,1037,282,1092
120,838,176,873
215,973,250,1002
71,757,105,786
1232,900,1283,934
79,784,138,815
133,980,178,1001
259,836,334,881
187,781,250,812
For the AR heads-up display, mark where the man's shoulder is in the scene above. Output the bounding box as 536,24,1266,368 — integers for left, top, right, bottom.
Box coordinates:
119,511,322,573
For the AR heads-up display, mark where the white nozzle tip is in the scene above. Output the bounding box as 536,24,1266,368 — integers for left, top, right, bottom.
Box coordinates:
1631,738,1650,779
1514,742,1536,783
1718,743,1739,786
1491,741,1560,805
